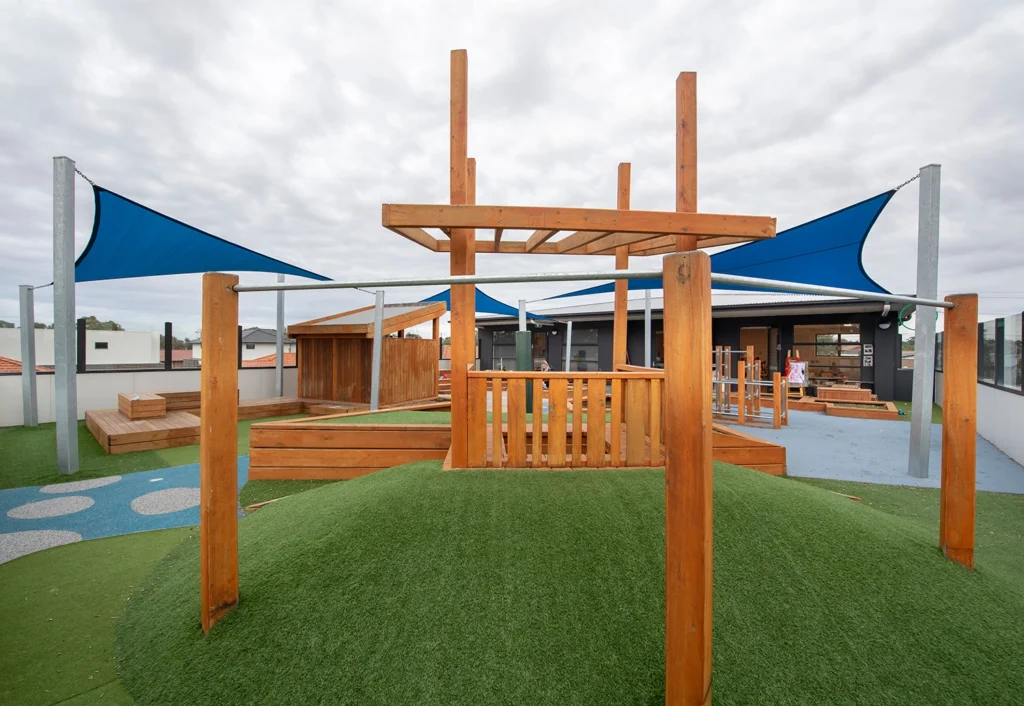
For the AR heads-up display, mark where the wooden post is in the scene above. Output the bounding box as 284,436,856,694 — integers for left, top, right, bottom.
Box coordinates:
737,360,746,426
449,49,473,468
614,163,631,370
940,294,978,569
200,272,240,633
772,372,782,429
432,317,440,397
675,72,697,252
664,251,713,705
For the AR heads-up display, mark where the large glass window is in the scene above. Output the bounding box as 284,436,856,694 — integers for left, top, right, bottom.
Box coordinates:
564,328,599,371
794,323,862,386
1003,315,1022,391
980,320,997,383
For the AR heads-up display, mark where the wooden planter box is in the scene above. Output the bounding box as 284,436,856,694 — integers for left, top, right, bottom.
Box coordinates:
118,393,166,420
824,401,900,421
817,386,874,402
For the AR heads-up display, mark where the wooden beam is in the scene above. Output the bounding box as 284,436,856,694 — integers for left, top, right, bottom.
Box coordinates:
555,230,616,253
940,294,978,569
613,163,630,372
676,71,698,252
436,239,559,255
383,204,775,240
581,231,665,254
200,272,240,633
385,226,440,251
663,251,713,704
494,228,503,252
449,48,472,469
525,228,560,252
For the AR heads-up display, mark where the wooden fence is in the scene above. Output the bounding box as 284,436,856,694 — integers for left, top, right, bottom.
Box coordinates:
465,369,664,469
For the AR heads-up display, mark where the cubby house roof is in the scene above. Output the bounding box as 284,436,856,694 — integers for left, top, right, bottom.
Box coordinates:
288,301,446,338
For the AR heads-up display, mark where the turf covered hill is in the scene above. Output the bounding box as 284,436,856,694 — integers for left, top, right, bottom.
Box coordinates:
116,462,1024,705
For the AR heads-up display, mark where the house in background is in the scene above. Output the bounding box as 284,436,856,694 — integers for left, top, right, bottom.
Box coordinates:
192,327,296,362
0,328,159,369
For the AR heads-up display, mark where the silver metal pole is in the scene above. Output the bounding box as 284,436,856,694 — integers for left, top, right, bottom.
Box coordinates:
234,271,953,310
564,320,573,372
53,157,78,475
19,285,38,427
369,290,384,410
909,164,941,478
644,289,652,367
275,274,285,397
518,299,526,331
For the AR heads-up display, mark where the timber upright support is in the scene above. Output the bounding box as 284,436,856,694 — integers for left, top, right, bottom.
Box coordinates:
449,49,473,468
664,251,713,705
200,272,240,632
939,294,978,569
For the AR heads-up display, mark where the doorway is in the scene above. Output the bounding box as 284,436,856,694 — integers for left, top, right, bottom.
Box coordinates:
739,327,771,380
532,331,549,370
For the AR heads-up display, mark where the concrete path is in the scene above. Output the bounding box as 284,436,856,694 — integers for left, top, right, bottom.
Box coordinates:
0,459,249,564
742,411,1024,494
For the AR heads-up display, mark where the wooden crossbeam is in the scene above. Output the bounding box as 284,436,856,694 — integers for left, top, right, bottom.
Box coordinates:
555,230,615,253
436,240,559,255
579,231,666,254
386,226,440,251
383,204,775,239
493,228,503,251
525,228,560,252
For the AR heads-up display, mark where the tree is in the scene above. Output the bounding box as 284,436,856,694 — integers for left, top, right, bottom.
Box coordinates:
34,322,53,329
81,315,124,331
441,336,451,345
405,332,422,339
0,320,13,328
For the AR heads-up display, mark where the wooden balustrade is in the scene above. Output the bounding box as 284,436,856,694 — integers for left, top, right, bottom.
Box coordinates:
466,370,664,469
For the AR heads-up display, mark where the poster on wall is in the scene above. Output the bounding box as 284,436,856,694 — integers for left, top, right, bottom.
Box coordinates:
787,361,807,385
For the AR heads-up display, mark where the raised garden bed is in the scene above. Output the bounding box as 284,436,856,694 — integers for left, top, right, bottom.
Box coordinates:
824,401,900,421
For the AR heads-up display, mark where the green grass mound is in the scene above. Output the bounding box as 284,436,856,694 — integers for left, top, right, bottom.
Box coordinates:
116,464,1024,705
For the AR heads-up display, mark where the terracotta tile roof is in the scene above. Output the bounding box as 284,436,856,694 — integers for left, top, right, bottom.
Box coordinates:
160,349,194,362
242,352,297,368
0,356,48,373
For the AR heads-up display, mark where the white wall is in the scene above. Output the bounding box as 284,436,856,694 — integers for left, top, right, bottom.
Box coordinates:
0,329,159,366
0,367,298,427
934,371,1024,466
192,340,295,361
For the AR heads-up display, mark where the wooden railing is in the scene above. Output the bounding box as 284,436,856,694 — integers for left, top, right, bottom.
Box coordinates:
465,369,664,469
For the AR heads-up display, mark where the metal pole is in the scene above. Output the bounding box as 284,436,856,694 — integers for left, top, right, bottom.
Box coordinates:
518,299,526,331
909,164,941,478
369,290,384,410
564,320,573,372
645,289,652,367
19,285,38,427
275,274,285,397
164,322,173,370
53,156,78,475
233,272,953,310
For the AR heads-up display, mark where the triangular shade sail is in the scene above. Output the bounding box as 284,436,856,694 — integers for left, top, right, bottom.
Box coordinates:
74,186,329,283
548,191,894,299
421,287,548,319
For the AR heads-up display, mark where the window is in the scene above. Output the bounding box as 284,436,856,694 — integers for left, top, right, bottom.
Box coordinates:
794,324,863,386
1002,315,1022,391
492,330,517,371
565,328,599,371
980,320,996,383
94,341,108,350
245,343,256,350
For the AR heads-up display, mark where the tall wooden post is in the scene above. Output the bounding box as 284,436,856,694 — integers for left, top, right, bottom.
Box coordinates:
664,251,713,705
449,49,473,468
200,272,240,633
675,73,697,252
614,163,631,370
940,294,978,569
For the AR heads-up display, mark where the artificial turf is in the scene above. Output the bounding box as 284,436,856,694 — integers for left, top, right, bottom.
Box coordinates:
0,528,192,706
892,400,943,423
0,415,305,490
114,462,1024,705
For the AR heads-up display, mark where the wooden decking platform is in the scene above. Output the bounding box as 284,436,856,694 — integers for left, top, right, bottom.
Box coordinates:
85,409,200,454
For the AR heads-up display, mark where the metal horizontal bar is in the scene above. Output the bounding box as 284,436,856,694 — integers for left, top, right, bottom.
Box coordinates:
232,269,956,309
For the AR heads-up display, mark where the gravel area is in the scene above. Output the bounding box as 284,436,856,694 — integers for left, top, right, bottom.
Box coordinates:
7,496,95,519
130,488,201,515
0,529,82,563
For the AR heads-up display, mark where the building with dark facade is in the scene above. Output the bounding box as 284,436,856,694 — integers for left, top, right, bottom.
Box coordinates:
476,297,914,401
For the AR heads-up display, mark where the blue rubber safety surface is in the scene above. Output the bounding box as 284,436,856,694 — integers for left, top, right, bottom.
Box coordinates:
0,459,249,563
742,412,1024,494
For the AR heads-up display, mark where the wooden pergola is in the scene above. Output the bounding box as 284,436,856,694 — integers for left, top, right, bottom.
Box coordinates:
381,49,777,474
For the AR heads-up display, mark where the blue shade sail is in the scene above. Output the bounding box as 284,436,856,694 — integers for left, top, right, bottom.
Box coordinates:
74,186,329,283
421,288,549,319
548,191,895,299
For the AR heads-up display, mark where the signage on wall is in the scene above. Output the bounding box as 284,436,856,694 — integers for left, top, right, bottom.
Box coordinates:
863,355,874,367
862,344,874,355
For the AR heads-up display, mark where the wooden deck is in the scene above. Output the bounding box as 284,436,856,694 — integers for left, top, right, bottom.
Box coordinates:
85,409,200,454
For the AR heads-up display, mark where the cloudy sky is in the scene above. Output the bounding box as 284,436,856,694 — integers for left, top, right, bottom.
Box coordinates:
1,0,1022,340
